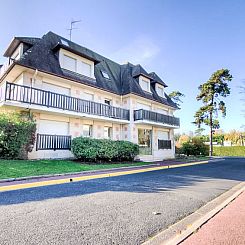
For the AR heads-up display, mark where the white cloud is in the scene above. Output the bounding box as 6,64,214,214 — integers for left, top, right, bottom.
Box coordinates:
110,36,160,66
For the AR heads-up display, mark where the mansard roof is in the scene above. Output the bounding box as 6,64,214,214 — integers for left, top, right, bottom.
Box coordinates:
5,31,178,109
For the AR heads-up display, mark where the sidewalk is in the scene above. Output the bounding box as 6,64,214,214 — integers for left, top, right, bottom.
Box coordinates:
181,190,245,245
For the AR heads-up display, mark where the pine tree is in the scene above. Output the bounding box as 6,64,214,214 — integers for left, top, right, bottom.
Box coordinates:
194,69,232,156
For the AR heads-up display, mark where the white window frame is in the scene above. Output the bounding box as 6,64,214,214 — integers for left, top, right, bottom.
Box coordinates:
156,84,165,98
139,76,151,93
104,126,112,139
82,125,93,137
104,99,112,106
83,92,94,101
63,54,77,72
80,61,92,77
59,49,95,79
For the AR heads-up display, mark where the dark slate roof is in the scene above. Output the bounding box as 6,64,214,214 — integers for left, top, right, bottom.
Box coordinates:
132,64,153,80
149,72,168,87
4,37,40,57
8,31,177,109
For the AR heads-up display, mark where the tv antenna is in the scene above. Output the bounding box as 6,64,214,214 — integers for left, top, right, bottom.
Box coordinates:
67,19,81,41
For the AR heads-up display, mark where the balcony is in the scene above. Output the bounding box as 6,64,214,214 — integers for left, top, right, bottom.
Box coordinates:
134,109,180,127
36,134,72,151
1,82,130,121
158,140,172,150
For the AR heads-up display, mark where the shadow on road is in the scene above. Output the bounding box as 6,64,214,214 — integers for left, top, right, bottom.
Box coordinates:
0,158,244,206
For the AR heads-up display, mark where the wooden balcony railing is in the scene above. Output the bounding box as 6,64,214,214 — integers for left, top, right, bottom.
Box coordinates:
36,134,72,151
134,109,180,127
3,82,130,121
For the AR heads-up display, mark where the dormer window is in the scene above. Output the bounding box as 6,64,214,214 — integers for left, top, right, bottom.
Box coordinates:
156,84,165,98
139,76,151,93
60,48,95,79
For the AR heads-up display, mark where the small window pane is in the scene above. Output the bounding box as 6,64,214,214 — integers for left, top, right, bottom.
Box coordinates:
101,71,110,79
104,99,111,105
61,39,69,46
81,61,91,77
63,55,76,72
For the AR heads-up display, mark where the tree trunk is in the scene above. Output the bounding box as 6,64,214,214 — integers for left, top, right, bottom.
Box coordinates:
209,111,213,156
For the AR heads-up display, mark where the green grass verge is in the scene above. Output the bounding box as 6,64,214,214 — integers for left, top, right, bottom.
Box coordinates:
0,159,154,180
213,146,245,157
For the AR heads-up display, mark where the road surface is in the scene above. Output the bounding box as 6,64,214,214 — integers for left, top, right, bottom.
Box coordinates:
0,158,244,245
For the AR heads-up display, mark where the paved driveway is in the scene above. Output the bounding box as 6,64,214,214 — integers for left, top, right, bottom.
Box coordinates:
0,158,244,245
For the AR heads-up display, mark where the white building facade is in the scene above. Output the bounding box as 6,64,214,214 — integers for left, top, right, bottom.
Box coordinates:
0,32,180,161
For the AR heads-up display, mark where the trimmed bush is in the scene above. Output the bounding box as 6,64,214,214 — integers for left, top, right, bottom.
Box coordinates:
0,112,36,159
71,137,139,162
213,146,245,157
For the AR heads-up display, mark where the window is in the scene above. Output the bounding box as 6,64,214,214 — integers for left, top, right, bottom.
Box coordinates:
158,131,169,140
138,129,152,155
83,125,93,137
63,55,76,72
139,78,150,92
101,71,110,79
81,61,92,77
83,92,94,101
137,103,151,110
156,84,165,98
157,108,168,115
104,126,112,139
104,99,111,106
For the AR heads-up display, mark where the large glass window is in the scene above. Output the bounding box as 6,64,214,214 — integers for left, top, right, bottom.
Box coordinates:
83,125,93,137
138,129,152,155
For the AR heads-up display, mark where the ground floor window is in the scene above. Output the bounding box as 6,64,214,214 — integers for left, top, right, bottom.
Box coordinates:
83,125,93,137
138,129,152,155
104,126,112,139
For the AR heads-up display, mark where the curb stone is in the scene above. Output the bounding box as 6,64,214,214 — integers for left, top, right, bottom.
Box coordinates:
142,181,245,245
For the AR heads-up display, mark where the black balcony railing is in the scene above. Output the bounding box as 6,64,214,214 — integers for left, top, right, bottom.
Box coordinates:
158,140,172,150
4,82,130,120
134,109,180,127
36,134,72,151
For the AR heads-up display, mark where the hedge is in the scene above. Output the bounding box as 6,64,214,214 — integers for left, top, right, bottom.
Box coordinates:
71,137,139,162
0,112,36,159
176,137,209,156
213,146,245,157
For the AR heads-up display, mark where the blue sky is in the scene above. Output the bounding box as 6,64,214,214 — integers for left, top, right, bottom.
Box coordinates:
0,0,244,134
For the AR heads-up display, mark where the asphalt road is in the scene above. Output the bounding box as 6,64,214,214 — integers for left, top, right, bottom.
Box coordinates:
0,158,244,245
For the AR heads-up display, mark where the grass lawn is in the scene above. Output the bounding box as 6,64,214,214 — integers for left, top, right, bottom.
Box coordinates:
0,159,155,180
0,156,211,180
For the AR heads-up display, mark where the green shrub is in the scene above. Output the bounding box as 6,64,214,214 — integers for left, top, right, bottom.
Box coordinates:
71,137,139,162
0,112,36,159
213,146,245,156
178,138,209,156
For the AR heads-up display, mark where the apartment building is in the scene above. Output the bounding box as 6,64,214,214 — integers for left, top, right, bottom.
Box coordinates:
0,31,180,161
